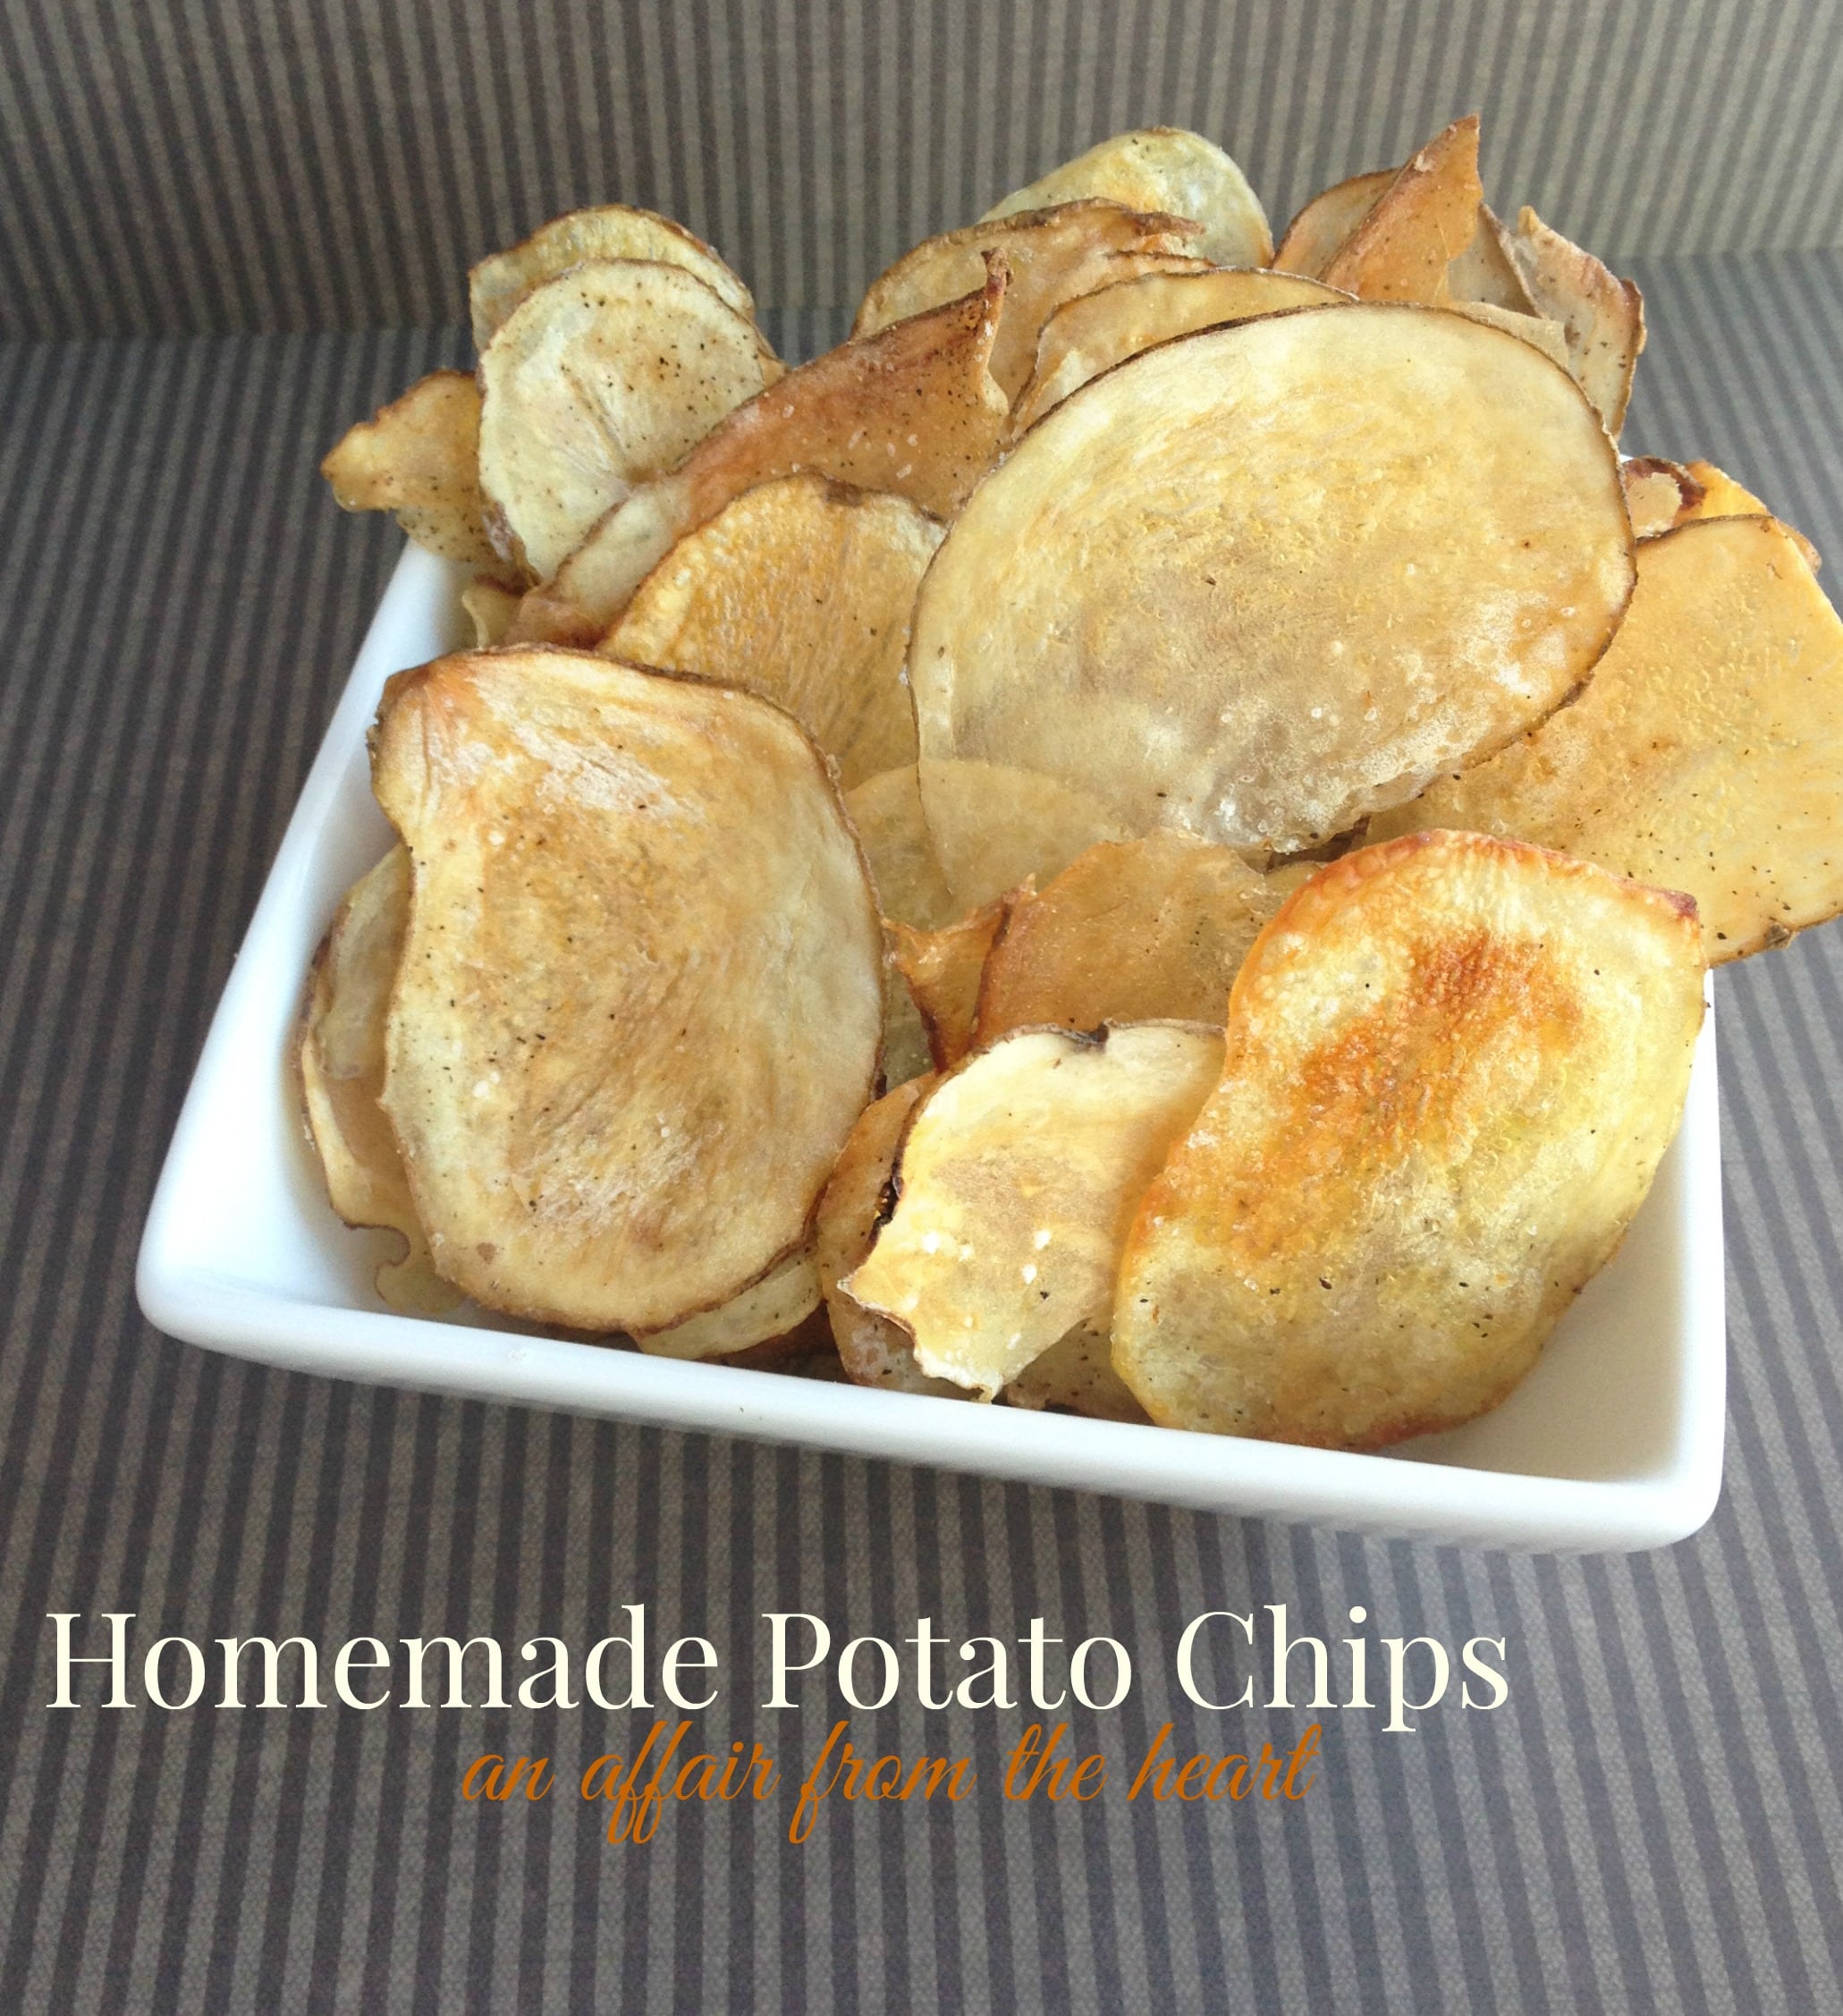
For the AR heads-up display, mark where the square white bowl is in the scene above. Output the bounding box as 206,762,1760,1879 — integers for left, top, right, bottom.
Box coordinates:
138,545,1727,1551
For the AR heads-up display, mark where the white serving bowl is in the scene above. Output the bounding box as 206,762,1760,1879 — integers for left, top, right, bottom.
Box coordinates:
138,546,1726,1551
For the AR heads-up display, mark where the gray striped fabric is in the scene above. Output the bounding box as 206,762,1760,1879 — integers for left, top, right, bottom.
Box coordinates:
7,0,1843,338
1,255,1842,2011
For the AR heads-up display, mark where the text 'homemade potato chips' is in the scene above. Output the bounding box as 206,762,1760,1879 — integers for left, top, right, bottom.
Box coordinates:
844,1022,1222,1396
369,648,883,1334
1113,834,1705,1449
911,303,1634,874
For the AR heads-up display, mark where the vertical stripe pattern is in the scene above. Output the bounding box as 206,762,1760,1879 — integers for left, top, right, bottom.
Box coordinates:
1,243,1842,2016
6,0,1843,338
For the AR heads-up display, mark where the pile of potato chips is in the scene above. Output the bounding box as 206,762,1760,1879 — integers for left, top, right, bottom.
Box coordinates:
309,116,1843,1452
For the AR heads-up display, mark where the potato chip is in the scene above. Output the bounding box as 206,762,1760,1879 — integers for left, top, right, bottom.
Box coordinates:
853,202,1202,402
1620,455,1706,538
1446,202,1538,315
469,203,768,354
1005,1319,1148,1422
370,647,884,1332
980,128,1273,267
1011,267,1351,432
461,580,520,647
815,1076,965,1395
1113,834,1704,1447
891,897,1016,1070
909,305,1634,865
321,370,503,575
637,1248,822,1360
1322,116,1483,302
1371,516,1843,960
1507,208,1644,436
975,833,1303,1045
510,266,1010,646
917,758,1133,911
1272,167,1396,278
477,259,772,581
1444,300,1569,371
296,847,459,1315
844,765,959,930
843,1022,1222,1395
601,474,942,790
1678,460,1821,567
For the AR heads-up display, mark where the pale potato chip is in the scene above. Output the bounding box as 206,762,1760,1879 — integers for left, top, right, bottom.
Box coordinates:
370,647,883,1332
844,765,959,930
601,474,942,789
1507,208,1644,436
296,847,459,1315
891,896,1016,1070
853,202,1202,402
1005,1319,1149,1422
511,266,1010,646
980,128,1273,267
1012,267,1351,432
1113,834,1704,1447
469,203,768,353
843,1022,1222,1395
321,370,503,575
1272,167,1396,278
1446,203,1538,314
1444,300,1569,371
477,259,771,580
1620,455,1706,538
910,305,1634,863
815,1076,964,1395
1371,516,1843,961
1678,460,1820,567
637,1248,822,1360
1322,116,1483,302
975,832,1300,1045
461,579,520,647
916,758,1133,911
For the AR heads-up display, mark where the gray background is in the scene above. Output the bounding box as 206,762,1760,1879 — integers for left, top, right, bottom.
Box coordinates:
3,4,1842,2010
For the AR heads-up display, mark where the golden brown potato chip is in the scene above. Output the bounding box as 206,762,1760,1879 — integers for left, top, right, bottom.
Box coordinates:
844,766,958,930
321,370,503,575
1322,116,1483,302
981,128,1272,267
477,259,771,581
1372,516,1843,961
1507,208,1644,436
469,203,766,352
852,201,1200,401
1011,267,1351,432
910,305,1634,864
370,647,883,1332
296,848,459,1315
1446,202,1538,315
1678,460,1821,568
601,474,942,790
975,833,1301,1045
511,267,1010,646
637,1249,822,1360
891,897,1016,1070
815,1076,964,1395
1620,455,1707,538
1113,834,1705,1447
1272,167,1396,278
843,1023,1222,1395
